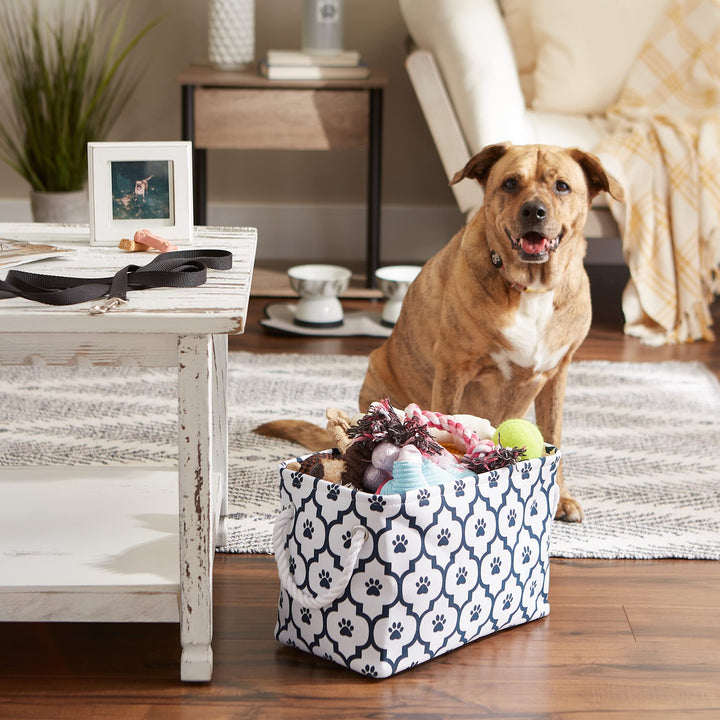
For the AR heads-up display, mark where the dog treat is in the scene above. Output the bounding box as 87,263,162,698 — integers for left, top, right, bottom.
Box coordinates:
133,229,178,252
118,237,151,252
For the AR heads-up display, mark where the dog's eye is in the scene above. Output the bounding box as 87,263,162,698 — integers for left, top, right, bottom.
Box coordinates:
502,178,518,192
554,180,571,194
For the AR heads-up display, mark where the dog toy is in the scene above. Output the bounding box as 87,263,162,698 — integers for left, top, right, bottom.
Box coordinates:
492,418,545,460
461,445,525,474
366,403,497,494
284,408,360,485
412,410,495,455
291,452,346,484
404,405,495,459
287,401,536,495
377,444,475,494
346,399,445,491
379,445,434,493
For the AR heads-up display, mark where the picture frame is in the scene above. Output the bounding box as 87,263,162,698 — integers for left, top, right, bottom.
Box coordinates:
88,141,193,246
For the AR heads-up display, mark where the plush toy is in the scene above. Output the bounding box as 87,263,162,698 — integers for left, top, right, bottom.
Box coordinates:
285,407,360,485
290,452,347,484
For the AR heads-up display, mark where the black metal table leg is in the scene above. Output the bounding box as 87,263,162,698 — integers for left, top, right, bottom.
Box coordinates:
366,86,383,288
181,84,207,226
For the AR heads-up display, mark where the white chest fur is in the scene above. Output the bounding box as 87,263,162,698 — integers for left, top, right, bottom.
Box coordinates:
491,291,570,381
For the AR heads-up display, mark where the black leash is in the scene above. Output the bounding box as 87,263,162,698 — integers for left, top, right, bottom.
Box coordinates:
0,249,233,311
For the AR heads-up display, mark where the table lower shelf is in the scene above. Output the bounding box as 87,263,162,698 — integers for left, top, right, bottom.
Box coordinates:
0,466,181,623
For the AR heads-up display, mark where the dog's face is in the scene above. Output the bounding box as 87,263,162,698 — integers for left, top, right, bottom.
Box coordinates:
452,143,624,267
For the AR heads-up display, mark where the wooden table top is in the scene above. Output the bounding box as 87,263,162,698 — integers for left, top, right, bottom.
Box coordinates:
177,63,388,90
0,224,256,335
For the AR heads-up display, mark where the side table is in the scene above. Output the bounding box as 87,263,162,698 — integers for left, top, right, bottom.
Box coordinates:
0,224,256,682
177,64,388,287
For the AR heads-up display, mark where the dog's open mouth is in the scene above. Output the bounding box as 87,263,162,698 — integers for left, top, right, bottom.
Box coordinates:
505,229,562,262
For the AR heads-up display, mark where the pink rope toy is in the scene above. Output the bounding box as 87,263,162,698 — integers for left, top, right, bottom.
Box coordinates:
403,404,495,459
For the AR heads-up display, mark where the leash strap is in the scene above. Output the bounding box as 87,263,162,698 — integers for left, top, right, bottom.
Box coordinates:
0,249,233,309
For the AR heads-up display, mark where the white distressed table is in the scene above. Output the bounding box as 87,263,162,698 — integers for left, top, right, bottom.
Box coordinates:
0,224,256,682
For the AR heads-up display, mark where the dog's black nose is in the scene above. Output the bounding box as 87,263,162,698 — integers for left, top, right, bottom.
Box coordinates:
521,201,547,221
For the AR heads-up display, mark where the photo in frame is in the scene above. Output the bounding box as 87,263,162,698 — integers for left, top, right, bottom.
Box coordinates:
88,141,193,246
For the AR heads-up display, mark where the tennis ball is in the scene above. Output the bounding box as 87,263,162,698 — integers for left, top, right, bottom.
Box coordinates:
492,419,545,460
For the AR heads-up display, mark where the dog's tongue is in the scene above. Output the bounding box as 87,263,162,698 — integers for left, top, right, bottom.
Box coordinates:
521,232,548,255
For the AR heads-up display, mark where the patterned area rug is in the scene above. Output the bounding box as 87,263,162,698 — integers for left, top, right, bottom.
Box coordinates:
1,353,719,559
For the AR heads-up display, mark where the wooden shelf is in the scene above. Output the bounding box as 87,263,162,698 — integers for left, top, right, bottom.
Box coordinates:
0,466,180,623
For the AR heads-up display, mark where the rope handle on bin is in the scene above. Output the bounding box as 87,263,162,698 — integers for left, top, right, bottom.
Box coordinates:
272,505,368,610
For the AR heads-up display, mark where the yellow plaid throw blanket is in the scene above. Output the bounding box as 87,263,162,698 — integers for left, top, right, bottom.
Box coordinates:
596,0,720,344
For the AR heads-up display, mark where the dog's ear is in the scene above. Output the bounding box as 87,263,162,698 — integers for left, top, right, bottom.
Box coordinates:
450,142,511,187
568,148,625,203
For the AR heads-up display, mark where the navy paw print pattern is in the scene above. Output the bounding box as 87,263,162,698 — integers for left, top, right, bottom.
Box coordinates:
274,448,560,678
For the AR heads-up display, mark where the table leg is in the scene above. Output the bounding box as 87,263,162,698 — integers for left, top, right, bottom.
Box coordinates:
366,86,384,288
212,334,228,548
177,334,216,682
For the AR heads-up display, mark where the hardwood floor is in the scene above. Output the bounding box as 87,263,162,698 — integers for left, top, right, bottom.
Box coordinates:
1,267,718,719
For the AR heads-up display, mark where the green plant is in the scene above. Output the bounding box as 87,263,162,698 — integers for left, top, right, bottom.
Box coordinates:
0,1,160,192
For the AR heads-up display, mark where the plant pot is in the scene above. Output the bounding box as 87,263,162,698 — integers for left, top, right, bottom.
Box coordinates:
30,189,90,224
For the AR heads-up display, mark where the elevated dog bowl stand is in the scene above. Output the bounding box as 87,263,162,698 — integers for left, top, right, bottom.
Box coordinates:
0,224,256,682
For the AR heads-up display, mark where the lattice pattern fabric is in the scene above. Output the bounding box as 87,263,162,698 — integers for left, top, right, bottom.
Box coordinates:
597,0,720,344
273,451,560,677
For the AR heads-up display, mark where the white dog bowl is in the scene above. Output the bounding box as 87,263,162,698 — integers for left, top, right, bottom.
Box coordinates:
375,265,422,326
287,264,352,327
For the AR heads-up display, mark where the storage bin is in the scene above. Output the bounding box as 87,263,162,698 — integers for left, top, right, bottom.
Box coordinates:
273,448,560,677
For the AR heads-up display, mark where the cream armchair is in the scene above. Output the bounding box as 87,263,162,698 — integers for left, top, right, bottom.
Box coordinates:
399,0,720,345
398,0,667,237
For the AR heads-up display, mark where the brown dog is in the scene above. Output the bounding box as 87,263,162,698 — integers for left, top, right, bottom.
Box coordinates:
258,143,623,521
359,143,623,522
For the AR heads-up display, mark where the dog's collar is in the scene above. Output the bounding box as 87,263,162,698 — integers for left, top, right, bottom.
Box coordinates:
490,249,551,294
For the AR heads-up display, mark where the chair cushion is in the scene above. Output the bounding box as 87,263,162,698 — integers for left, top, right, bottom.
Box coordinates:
399,0,532,150
499,0,537,102
525,111,609,152
530,0,670,115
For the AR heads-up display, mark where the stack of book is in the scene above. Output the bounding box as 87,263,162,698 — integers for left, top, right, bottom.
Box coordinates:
259,49,370,80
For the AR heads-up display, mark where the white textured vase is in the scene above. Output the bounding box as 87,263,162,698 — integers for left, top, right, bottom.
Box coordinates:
208,0,255,70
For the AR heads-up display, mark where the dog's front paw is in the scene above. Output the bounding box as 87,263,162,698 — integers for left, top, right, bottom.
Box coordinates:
555,495,583,523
